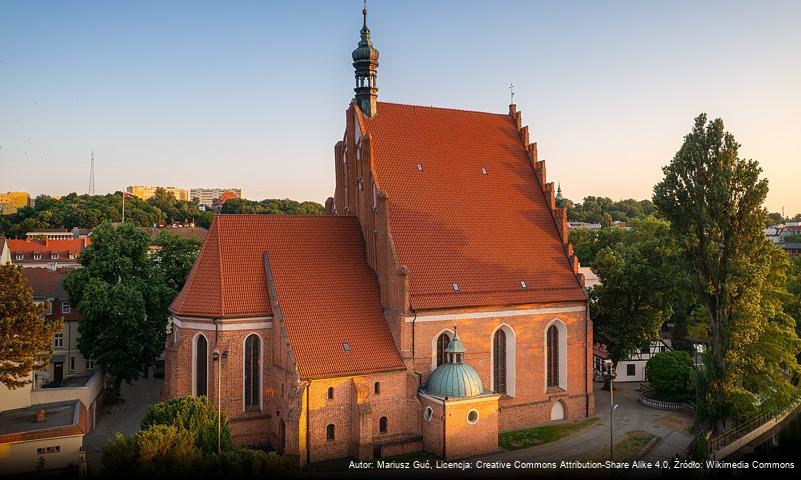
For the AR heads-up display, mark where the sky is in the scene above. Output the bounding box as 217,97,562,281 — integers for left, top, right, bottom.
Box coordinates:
1,0,799,214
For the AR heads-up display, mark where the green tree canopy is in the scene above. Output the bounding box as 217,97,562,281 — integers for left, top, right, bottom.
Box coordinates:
64,222,174,397
590,217,687,365
653,113,801,425
220,198,324,215
646,351,695,403
563,196,656,225
0,265,63,389
141,396,232,454
103,396,289,478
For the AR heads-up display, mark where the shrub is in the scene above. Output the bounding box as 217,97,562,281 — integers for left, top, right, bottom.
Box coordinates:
646,351,694,402
203,448,292,478
141,396,232,453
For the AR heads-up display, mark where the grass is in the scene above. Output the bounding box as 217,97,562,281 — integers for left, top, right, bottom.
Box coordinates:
584,430,656,462
498,417,599,451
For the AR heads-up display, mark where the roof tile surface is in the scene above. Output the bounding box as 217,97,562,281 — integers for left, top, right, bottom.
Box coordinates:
170,215,405,378
361,102,585,309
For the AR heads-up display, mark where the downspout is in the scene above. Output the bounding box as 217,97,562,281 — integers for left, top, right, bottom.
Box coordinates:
306,381,311,465
212,317,220,348
585,302,590,418
442,400,447,459
410,304,417,362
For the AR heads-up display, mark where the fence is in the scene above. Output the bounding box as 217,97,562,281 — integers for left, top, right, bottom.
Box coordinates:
639,394,696,415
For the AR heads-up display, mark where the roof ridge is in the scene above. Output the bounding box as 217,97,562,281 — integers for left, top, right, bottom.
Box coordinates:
375,101,509,117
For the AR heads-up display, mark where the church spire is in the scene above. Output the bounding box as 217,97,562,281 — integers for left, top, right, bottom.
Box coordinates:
352,1,379,117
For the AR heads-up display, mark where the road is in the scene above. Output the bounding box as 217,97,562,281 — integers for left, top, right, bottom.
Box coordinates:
83,377,163,477
480,381,694,463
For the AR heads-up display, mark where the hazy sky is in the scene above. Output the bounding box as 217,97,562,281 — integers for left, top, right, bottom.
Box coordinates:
1,1,799,214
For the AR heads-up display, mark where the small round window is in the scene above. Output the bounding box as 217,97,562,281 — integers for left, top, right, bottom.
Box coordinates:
467,409,479,424
423,407,433,421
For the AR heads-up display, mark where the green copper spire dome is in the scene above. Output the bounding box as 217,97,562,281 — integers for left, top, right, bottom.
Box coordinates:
424,330,484,398
352,2,379,117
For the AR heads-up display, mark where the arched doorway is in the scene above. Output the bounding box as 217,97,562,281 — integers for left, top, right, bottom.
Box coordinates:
550,401,565,421
278,419,286,454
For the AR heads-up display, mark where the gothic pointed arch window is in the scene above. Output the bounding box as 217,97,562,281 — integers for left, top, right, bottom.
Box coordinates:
436,333,451,367
493,329,507,394
543,320,567,390
194,334,208,397
244,334,261,410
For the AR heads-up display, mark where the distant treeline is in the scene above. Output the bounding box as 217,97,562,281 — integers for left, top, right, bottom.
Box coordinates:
219,198,324,216
0,190,324,239
560,195,798,227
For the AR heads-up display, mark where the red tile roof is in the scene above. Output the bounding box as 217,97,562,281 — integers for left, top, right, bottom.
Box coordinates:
360,102,586,309
218,191,238,204
171,215,404,378
7,238,89,264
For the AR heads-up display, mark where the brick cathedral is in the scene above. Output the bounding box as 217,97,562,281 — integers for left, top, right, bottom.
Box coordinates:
162,5,593,465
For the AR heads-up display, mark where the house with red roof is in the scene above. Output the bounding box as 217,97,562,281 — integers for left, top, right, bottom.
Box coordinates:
0,237,90,269
163,6,591,465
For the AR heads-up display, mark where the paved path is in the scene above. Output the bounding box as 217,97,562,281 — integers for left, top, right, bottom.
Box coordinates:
83,377,163,477
480,381,694,463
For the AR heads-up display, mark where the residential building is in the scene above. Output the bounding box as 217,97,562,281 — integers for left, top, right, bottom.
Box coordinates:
0,269,104,475
25,228,92,241
21,268,95,386
593,339,672,383
190,188,242,207
0,191,30,215
0,237,90,268
0,399,89,476
126,185,190,202
163,7,592,465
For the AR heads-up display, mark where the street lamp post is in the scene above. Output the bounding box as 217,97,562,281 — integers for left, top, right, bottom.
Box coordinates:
609,367,619,463
211,349,229,453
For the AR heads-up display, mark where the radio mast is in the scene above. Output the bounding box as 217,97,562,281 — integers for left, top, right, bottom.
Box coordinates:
89,149,95,195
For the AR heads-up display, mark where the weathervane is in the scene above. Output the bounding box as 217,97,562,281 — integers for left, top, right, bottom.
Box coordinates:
509,83,515,104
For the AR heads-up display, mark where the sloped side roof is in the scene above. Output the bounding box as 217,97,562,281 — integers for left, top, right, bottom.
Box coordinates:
263,215,405,378
169,215,404,378
361,102,585,309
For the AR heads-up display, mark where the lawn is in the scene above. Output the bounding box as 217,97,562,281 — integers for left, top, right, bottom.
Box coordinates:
584,430,656,462
498,418,599,451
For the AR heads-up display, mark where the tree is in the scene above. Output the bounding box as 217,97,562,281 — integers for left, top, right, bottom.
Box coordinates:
653,113,800,426
767,212,785,226
0,265,63,388
141,396,231,454
103,396,289,478
590,218,683,371
220,198,324,215
151,231,201,293
64,222,173,397
646,351,694,403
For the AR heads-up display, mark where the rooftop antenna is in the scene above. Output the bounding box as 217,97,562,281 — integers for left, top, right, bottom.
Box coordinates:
509,83,515,105
88,148,95,196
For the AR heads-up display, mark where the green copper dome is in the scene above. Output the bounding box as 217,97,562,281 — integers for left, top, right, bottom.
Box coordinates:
423,330,484,398
351,6,379,63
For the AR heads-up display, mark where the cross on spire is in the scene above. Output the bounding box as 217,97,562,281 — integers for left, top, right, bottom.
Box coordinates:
509,83,515,105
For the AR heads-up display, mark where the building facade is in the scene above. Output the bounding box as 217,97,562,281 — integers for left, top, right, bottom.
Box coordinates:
190,188,242,207
0,238,89,269
163,6,592,465
126,185,190,202
20,268,95,386
0,191,30,215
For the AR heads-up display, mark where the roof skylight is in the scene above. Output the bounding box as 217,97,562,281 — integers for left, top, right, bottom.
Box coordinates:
452,283,460,292
343,342,351,352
